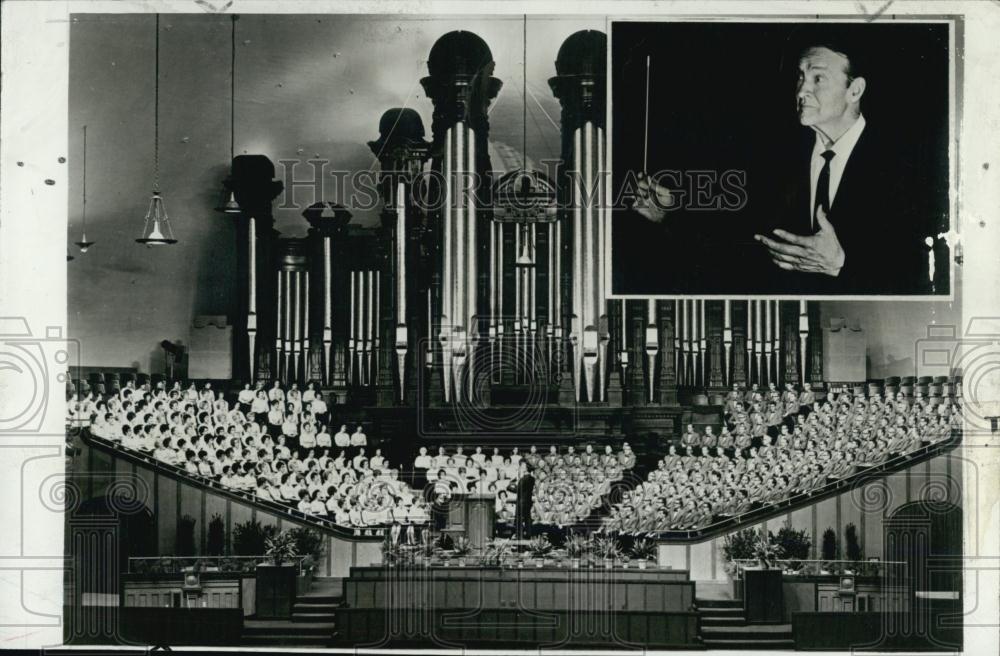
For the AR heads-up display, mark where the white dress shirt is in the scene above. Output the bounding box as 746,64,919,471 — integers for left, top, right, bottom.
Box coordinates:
809,114,866,228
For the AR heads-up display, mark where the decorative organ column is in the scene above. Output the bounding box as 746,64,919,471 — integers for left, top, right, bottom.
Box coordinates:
708,300,725,389
421,31,501,405
723,300,733,387
808,301,824,384
276,239,308,385
657,300,677,404
697,299,707,387
764,298,773,385
550,30,609,404
368,108,431,405
227,155,283,383
303,202,352,400
754,299,764,386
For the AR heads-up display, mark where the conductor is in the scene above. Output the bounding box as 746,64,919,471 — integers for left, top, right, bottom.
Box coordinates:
514,461,535,541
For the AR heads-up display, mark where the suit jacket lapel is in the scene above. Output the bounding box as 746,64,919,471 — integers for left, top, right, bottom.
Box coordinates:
828,125,870,220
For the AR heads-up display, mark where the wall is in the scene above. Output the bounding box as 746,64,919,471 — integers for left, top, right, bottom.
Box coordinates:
659,448,963,581
67,14,600,371
818,297,962,380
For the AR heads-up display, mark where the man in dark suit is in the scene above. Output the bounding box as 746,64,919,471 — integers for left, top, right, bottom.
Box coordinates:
514,461,535,540
633,36,929,295
753,40,926,294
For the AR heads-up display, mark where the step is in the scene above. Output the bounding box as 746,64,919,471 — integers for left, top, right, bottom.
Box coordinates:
698,607,746,616
702,638,795,650
701,625,793,641
243,620,336,635
292,612,337,623
700,616,747,626
241,634,333,646
293,601,341,613
695,598,744,609
296,593,343,605
702,623,791,633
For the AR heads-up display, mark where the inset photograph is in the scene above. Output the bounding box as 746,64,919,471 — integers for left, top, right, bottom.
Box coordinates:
610,20,954,297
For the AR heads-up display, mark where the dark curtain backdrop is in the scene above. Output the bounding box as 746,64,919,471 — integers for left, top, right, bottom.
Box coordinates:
610,21,951,295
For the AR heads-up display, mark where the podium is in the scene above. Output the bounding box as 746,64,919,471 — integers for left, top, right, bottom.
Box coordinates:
466,494,495,550
743,568,784,623
442,493,495,550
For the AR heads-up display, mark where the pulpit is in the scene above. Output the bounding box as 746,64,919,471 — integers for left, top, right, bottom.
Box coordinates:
441,493,495,549
743,568,784,623
465,494,495,550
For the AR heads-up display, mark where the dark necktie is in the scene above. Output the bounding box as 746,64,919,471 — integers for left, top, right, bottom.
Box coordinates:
813,149,836,229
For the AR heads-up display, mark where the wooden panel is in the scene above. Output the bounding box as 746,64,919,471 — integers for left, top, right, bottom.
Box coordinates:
179,483,203,555
484,578,503,608
156,476,177,555
536,580,554,610
134,465,156,514
689,540,713,580
814,496,838,553
90,449,114,500
658,543,687,570
625,583,644,611
204,493,227,552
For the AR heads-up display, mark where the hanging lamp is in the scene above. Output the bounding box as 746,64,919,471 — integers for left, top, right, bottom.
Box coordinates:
215,14,241,214
74,125,96,252
137,14,178,246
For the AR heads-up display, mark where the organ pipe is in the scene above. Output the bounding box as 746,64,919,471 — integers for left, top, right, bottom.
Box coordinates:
247,217,257,380
441,128,453,403
646,299,658,403
303,272,310,378
798,300,808,384
323,237,332,384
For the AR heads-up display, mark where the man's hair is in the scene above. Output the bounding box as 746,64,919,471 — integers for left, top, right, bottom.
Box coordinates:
800,42,865,83
783,26,869,85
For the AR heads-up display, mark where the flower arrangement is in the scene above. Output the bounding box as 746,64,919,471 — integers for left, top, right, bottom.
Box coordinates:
264,530,299,566
753,531,784,570
480,539,513,567
452,536,472,556
564,534,590,567
630,538,657,568
722,527,759,577
592,535,622,566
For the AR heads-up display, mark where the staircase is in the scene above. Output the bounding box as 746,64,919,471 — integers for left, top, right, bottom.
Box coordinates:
241,576,342,646
697,597,794,650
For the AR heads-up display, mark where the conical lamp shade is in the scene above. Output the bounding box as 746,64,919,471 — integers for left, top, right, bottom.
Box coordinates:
136,192,178,246
215,189,241,214
75,231,95,253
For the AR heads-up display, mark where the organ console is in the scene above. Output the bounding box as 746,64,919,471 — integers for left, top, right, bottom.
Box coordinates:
223,31,823,412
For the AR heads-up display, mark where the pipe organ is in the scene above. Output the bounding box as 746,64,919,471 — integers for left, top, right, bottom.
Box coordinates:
225,31,823,411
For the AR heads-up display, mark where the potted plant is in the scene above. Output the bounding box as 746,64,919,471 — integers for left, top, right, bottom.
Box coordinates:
564,534,588,569
593,535,621,569
416,532,436,567
177,515,197,557
256,530,299,619
452,536,471,567
753,531,783,570
207,514,226,557
844,523,863,574
232,519,275,558
722,527,758,582
480,538,512,568
773,522,811,574
820,527,838,575
383,538,402,568
631,538,657,570
528,535,551,568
